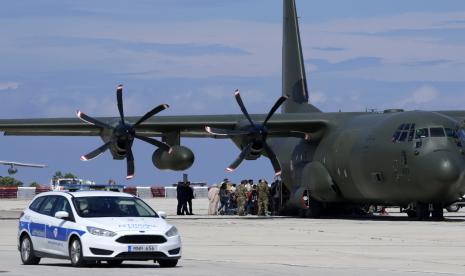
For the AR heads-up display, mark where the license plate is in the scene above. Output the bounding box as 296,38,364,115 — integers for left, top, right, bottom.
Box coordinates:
128,245,157,252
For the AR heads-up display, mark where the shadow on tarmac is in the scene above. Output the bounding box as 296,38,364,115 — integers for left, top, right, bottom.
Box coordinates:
40,262,183,269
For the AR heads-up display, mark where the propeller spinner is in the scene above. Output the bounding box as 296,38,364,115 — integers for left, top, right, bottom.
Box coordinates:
205,89,289,176
77,84,171,179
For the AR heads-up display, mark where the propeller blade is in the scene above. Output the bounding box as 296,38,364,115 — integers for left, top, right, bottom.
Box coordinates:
226,143,253,172
234,90,255,126
134,134,170,151
116,84,125,122
134,104,170,126
80,141,111,161
263,96,288,126
205,126,250,136
263,142,282,176
76,110,112,129
126,147,135,179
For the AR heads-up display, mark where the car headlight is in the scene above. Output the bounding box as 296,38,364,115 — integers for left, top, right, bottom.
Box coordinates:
86,226,117,237
165,226,178,237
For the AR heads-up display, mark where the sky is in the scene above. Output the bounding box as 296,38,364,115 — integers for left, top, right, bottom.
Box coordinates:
1,0,465,186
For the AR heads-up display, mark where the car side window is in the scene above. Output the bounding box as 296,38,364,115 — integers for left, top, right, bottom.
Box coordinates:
29,197,46,212
52,196,74,220
38,196,59,216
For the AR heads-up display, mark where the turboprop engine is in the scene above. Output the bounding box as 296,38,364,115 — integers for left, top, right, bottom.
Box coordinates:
152,145,194,171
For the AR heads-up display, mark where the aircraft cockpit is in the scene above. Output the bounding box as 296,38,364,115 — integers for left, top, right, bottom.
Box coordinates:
391,123,463,149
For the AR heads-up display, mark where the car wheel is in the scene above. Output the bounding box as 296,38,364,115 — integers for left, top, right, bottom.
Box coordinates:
20,235,40,265
157,259,178,268
69,238,86,267
107,260,123,266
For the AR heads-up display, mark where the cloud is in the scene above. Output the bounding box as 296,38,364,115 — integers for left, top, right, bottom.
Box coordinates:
0,82,19,90
397,86,439,108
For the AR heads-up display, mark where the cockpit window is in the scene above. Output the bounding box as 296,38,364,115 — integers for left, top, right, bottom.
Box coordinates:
430,127,445,137
392,123,416,143
415,128,429,139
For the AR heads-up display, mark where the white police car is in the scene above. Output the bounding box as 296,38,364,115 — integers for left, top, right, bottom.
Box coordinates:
18,191,181,267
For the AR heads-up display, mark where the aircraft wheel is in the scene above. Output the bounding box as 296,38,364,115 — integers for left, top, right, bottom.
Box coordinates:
431,203,444,221
306,200,323,218
406,210,417,218
415,203,431,221
446,203,460,212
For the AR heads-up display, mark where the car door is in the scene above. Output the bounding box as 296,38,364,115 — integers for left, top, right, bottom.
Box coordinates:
46,196,76,256
24,196,47,252
35,195,59,253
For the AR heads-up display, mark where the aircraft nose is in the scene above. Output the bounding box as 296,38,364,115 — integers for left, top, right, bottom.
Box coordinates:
429,151,461,183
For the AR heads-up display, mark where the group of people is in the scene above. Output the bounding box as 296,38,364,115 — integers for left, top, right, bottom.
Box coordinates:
208,178,271,216
176,181,195,215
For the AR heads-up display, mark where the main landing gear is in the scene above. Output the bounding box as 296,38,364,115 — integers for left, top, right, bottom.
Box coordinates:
406,202,444,221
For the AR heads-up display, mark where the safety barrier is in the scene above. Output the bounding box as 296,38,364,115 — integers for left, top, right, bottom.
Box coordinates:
0,186,209,199
0,187,18,199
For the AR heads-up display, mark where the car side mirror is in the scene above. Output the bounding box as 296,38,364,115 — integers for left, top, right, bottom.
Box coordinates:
158,211,167,219
55,211,69,219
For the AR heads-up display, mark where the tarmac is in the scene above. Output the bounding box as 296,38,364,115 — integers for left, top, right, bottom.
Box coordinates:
1,198,465,276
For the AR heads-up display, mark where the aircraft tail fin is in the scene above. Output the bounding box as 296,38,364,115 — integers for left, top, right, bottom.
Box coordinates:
282,0,321,113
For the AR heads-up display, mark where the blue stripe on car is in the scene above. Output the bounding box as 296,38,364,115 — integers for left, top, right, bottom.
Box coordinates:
20,220,85,241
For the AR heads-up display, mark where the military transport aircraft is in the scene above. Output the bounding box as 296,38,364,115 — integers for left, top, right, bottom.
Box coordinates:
0,160,46,175
0,0,464,220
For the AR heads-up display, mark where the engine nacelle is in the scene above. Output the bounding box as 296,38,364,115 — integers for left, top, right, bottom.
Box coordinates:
152,145,194,171
8,167,18,175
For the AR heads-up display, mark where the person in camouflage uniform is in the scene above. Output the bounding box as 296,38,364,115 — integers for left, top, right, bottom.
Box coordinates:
257,179,270,216
236,180,248,216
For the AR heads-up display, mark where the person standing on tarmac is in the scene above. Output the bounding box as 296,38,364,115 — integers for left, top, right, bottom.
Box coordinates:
186,182,195,215
208,184,220,215
217,182,229,215
257,179,270,216
176,182,187,215
236,180,248,216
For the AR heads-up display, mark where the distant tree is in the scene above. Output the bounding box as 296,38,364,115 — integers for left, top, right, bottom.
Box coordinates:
0,176,23,187
52,171,63,179
63,172,78,179
29,182,41,188
52,171,77,179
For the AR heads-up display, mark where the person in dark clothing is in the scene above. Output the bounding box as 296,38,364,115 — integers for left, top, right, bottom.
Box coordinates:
217,182,229,215
186,182,195,215
176,182,188,215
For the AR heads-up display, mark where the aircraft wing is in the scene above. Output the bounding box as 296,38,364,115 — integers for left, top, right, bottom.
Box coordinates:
0,113,328,138
0,160,47,168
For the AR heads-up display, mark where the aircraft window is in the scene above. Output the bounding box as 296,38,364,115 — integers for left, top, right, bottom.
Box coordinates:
392,131,401,142
398,131,408,142
415,128,429,139
408,129,415,141
445,128,458,138
430,127,445,137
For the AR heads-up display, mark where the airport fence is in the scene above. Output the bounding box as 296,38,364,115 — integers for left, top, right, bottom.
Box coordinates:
0,186,209,199
0,187,18,199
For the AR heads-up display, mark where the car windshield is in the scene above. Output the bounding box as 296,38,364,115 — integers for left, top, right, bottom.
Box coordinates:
72,196,158,218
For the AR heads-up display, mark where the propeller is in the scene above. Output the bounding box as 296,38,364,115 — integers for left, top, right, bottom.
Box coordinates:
205,89,299,176
77,84,171,179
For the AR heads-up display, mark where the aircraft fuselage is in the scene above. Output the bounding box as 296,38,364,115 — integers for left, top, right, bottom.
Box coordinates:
274,110,465,207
